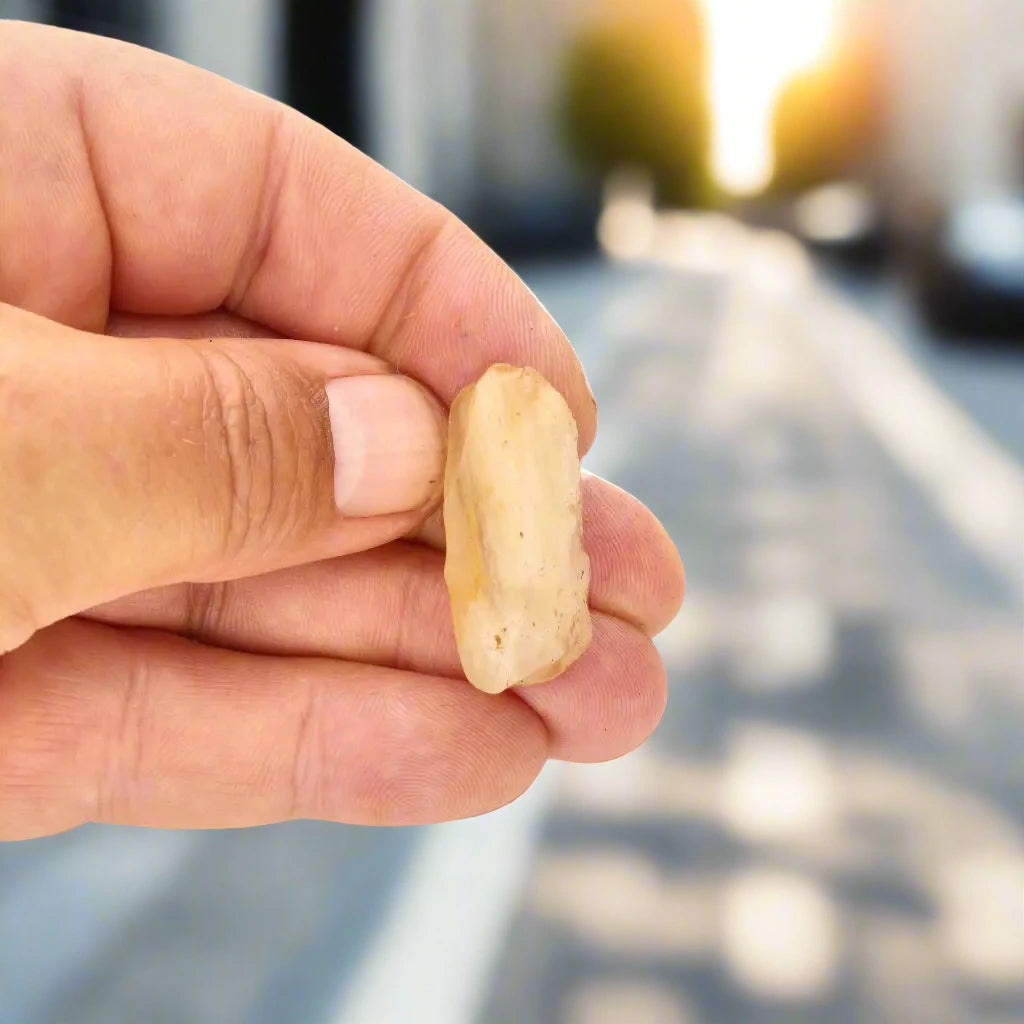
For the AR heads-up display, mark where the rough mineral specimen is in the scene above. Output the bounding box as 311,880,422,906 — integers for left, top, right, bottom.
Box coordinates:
443,364,592,694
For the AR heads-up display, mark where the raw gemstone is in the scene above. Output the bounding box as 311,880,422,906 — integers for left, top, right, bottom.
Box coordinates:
443,364,592,694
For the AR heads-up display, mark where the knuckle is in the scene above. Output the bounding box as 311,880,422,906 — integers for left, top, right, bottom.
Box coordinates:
182,580,229,641
0,626,97,838
94,646,149,825
0,368,42,653
289,680,322,820
194,349,320,560
197,350,269,558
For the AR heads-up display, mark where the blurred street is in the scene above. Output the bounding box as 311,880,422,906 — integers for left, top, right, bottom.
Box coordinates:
1,232,1022,1024
2,3,1023,1022
481,242,1024,1024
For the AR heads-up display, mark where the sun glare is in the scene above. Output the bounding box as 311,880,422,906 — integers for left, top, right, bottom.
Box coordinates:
700,0,842,194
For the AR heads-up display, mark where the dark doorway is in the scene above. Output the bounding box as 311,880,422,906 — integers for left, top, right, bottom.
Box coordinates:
49,0,152,45
284,0,366,150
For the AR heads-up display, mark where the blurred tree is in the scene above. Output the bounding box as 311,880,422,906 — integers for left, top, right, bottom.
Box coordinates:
771,4,887,193
559,0,711,209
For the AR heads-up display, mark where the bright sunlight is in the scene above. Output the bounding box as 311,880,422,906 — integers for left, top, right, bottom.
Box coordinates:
700,0,842,194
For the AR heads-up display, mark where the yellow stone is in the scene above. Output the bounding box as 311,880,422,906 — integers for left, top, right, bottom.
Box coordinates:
443,364,592,694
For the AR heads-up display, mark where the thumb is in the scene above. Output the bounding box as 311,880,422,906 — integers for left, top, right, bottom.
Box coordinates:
0,303,447,652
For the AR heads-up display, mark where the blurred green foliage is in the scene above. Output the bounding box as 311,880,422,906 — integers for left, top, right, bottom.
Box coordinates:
771,10,886,193
559,2,711,208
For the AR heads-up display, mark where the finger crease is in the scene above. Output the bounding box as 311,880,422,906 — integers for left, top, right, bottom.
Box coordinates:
183,581,227,641
226,105,295,315
366,214,449,360
95,647,148,824
289,678,320,820
72,73,114,318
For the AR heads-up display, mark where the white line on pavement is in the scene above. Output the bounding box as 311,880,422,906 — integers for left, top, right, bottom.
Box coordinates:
329,761,565,1024
804,290,1024,609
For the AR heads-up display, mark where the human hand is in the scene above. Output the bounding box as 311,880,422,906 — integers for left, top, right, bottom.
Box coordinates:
0,23,683,840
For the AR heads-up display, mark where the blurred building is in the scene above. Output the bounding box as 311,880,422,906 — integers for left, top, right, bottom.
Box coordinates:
0,0,282,98
365,0,598,254
883,0,1024,222
10,0,1024,254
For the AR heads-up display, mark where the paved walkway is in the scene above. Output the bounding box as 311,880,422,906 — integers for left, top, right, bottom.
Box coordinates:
481,244,1024,1024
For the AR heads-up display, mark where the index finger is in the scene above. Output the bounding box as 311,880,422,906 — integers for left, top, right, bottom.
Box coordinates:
0,22,596,447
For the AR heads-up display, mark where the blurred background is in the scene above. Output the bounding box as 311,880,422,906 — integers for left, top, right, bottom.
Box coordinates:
1,2,1023,1022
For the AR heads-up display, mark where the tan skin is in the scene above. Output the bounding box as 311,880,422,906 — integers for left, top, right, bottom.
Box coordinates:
0,23,684,841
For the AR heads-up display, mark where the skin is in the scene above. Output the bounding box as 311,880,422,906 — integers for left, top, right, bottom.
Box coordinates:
0,23,684,841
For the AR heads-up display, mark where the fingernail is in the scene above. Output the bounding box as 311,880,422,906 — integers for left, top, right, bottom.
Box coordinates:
326,375,447,517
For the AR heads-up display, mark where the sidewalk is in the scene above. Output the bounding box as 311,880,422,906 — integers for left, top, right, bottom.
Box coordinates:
479,244,1024,1024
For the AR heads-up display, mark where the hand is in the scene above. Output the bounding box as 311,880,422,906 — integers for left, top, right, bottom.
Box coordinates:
0,23,684,840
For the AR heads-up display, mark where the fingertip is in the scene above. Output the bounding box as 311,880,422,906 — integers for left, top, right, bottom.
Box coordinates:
583,475,685,636
468,698,550,817
515,613,667,764
450,690,549,819
313,676,548,826
373,223,598,455
650,516,686,637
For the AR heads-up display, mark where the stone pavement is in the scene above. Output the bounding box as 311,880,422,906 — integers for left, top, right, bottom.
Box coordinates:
480,250,1024,1024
